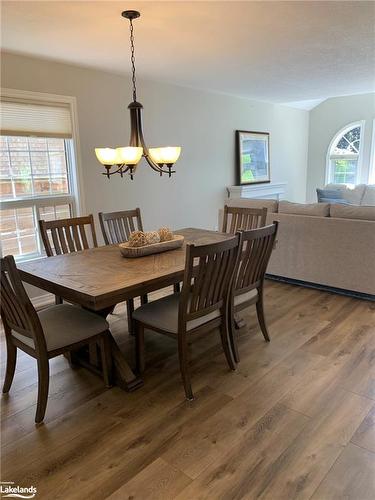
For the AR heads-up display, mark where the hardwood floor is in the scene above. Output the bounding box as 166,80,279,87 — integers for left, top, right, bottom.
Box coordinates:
1,281,374,499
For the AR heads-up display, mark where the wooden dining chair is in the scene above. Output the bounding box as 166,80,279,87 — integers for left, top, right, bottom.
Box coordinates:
98,208,147,334
38,214,98,305
39,214,98,257
222,205,268,233
229,223,279,363
0,255,112,423
133,234,241,400
98,208,143,245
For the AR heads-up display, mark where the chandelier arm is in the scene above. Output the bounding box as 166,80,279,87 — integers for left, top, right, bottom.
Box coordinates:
131,105,176,174
102,165,132,177
143,154,175,174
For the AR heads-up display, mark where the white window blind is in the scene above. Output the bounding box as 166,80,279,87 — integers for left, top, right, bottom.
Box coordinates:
0,99,72,138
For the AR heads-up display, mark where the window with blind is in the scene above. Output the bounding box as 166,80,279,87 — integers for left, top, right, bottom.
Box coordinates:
0,93,80,261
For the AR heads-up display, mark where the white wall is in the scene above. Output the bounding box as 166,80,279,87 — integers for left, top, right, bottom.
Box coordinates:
2,52,309,233
306,93,375,201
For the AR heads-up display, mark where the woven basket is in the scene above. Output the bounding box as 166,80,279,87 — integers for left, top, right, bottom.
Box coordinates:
119,234,184,258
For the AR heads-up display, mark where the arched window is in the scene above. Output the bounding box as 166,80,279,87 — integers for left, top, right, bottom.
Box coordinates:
326,122,363,185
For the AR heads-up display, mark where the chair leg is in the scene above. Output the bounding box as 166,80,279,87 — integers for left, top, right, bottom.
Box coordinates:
2,338,17,393
126,298,135,336
35,356,49,424
135,322,145,374
55,295,63,305
178,333,194,401
220,318,237,371
173,282,181,293
229,308,240,364
141,294,148,305
99,334,112,388
256,290,270,342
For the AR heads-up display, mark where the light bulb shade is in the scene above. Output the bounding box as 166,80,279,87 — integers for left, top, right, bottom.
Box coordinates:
95,148,117,166
115,146,143,165
149,146,181,165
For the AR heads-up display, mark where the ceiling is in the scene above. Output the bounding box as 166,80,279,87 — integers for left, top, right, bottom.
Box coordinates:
2,1,375,107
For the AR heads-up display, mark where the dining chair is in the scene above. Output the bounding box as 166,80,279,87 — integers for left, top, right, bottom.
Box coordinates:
229,223,279,363
39,214,98,305
1,255,112,423
222,205,268,233
132,234,241,400
39,214,98,257
98,208,148,334
98,208,143,245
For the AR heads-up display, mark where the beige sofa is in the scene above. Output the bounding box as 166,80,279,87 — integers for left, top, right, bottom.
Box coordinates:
221,198,375,298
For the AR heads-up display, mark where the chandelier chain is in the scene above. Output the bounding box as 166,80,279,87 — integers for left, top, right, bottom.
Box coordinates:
129,18,137,102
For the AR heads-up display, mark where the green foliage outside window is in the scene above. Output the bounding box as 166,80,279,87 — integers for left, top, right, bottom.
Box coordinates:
333,159,357,185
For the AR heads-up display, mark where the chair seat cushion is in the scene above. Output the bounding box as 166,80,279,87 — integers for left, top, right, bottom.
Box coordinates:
234,288,258,306
132,293,220,334
12,304,109,352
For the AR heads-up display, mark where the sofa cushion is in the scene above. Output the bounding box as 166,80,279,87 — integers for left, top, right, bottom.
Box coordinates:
279,201,330,217
316,188,343,203
361,185,375,206
325,184,366,205
330,204,375,221
227,198,278,213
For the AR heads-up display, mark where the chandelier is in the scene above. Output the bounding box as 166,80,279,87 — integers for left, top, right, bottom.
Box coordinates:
95,10,181,180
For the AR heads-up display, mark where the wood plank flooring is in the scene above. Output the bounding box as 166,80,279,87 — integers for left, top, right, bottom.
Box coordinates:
1,281,374,499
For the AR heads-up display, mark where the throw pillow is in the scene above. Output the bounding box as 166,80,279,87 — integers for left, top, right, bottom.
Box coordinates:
316,188,343,203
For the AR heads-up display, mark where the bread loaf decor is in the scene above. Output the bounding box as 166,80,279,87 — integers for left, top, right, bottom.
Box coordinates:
158,227,173,242
128,230,147,247
145,231,160,245
119,228,184,258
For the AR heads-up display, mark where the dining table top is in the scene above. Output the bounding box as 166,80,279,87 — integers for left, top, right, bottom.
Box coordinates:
18,227,232,311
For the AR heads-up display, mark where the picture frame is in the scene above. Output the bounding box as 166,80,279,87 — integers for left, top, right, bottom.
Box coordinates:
236,130,270,185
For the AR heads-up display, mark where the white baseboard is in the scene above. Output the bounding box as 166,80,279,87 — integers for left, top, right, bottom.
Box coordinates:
31,293,54,309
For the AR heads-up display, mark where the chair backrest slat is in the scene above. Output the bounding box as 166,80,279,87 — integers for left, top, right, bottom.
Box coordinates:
99,208,143,245
222,205,267,234
57,227,68,253
117,219,127,242
51,227,61,254
234,223,278,295
0,256,45,349
39,215,98,257
179,235,240,326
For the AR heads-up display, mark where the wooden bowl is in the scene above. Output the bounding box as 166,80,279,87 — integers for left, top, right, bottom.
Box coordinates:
119,235,184,258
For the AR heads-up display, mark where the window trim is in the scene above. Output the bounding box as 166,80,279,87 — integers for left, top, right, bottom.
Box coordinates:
0,88,85,261
325,120,365,185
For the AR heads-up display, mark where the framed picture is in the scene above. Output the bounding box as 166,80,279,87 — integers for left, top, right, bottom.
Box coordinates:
236,130,270,185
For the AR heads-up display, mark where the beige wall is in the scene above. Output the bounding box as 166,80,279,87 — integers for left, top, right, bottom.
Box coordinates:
306,93,375,202
1,52,309,233
1,52,309,299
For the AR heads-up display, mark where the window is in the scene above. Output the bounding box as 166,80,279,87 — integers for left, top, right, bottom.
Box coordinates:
0,91,81,261
326,122,363,186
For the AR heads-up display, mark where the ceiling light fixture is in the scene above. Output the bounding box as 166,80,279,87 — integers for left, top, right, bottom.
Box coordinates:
95,10,181,179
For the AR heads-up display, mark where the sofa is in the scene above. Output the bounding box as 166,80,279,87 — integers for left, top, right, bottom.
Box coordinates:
220,198,375,299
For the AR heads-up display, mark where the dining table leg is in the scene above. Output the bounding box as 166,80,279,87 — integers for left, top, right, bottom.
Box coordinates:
108,333,143,391
73,305,143,392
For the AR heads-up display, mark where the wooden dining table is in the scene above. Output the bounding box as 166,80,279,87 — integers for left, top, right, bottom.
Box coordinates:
18,228,231,391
